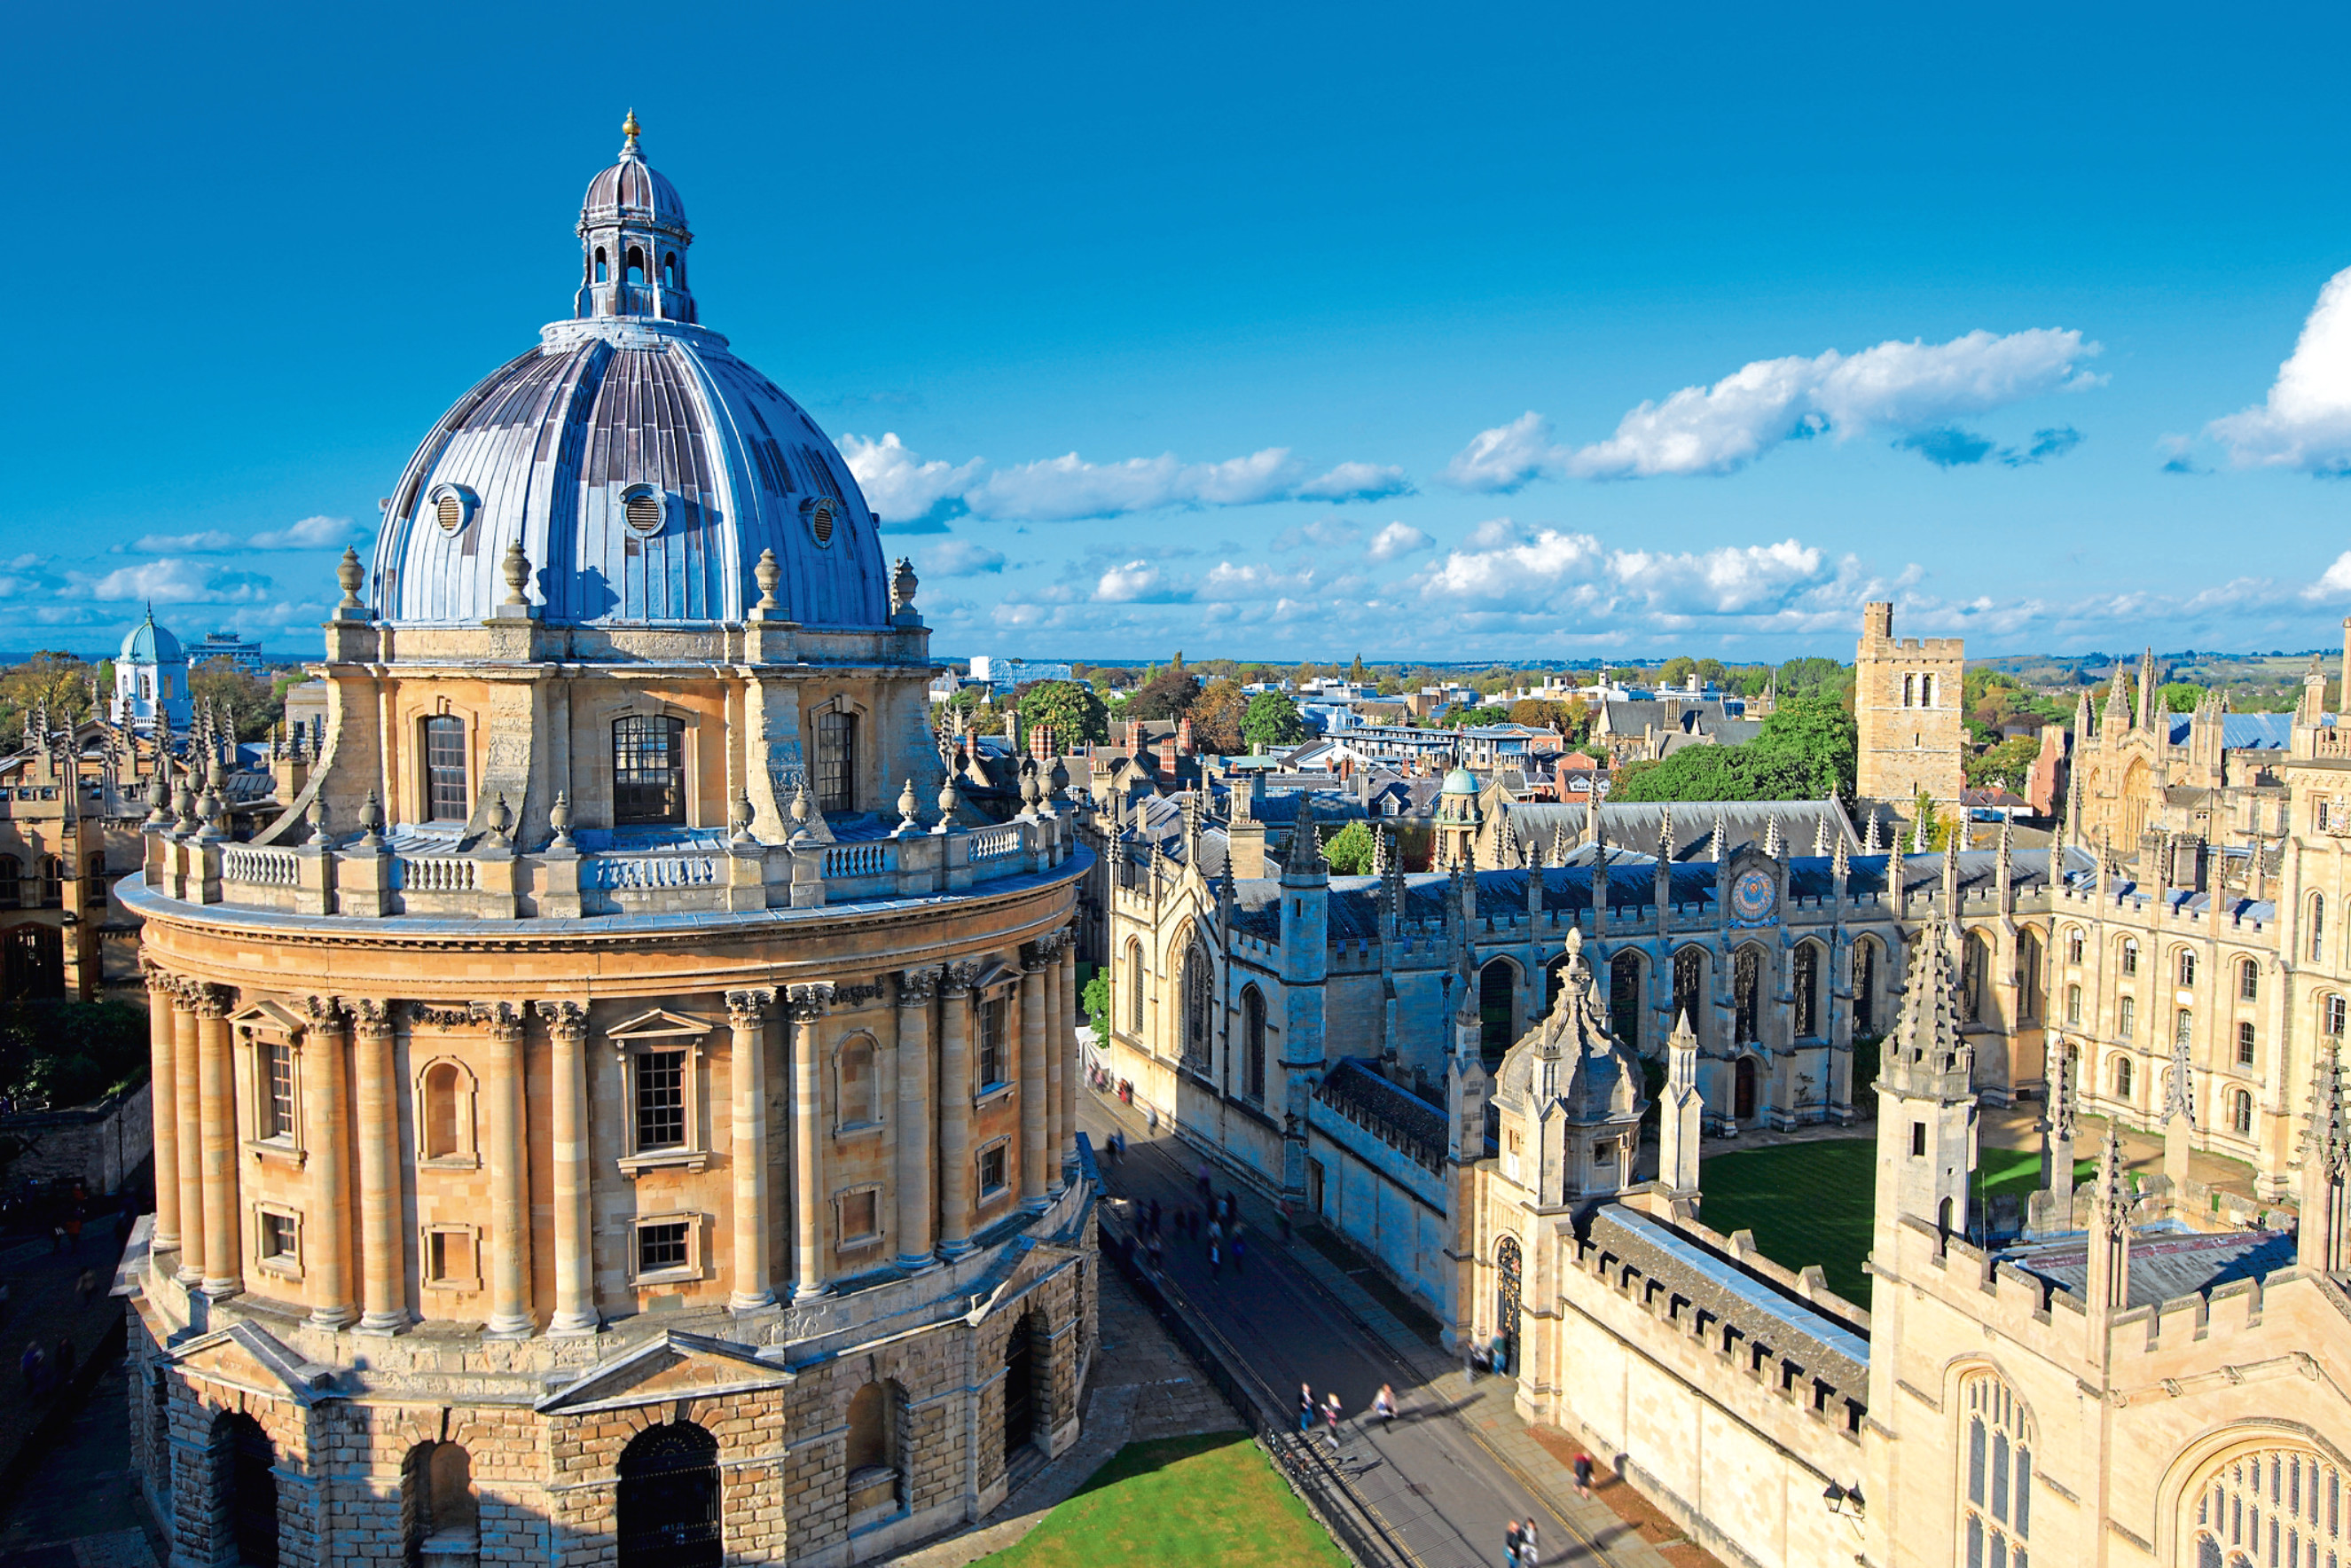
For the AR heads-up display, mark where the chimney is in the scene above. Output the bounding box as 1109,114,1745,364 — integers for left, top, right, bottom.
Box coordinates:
1176,714,1195,755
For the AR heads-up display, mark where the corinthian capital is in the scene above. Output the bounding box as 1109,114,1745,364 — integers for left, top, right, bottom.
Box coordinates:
785,983,835,1023
190,983,234,1019
726,988,774,1029
535,1000,588,1042
487,1002,527,1041
139,957,174,995
939,960,980,998
349,998,395,1035
897,968,939,1006
297,995,347,1028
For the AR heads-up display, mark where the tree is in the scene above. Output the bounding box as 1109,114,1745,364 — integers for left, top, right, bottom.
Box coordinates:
1348,654,1367,684
191,661,279,741
1509,698,1587,738
1080,972,1109,1052
1659,655,1697,687
0,652,102,737
1375,675,1405,697
1322,819,1376,875
1965,734,2040,791
1015,679,1109,746
1912,787,1950,851
1189,678,1249,753
1608,694,1856,805
2159,681,2207,712
1241,690,1308,751
1746,694,1857,802
1126,668,1202,721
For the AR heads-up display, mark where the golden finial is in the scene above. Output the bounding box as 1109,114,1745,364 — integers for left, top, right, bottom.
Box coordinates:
622,108,641,147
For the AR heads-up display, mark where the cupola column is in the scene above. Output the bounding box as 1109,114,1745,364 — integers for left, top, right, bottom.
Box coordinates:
788,984,834,1299
894,970,937,1268
936,964,977,1258
726,989,776,1313
353,1000,408,1332
1057,931,1080,1172
300,997,354,1329
539,1002,597,1335
170,986,205,1286
1019,949,1049,1209
484,1005,533,1337
195,984,241,1298
142,964,181,1256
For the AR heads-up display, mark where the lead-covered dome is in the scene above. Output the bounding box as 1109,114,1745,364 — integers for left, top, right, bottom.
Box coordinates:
370,118,889,631
121,607,184,665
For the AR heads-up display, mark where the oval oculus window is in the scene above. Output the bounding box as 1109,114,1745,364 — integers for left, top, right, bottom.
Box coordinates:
621,484,665,536
427,483,477,535
805,496,838,547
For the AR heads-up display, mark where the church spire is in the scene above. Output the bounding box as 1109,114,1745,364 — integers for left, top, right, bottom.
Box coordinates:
2135,647,2159,732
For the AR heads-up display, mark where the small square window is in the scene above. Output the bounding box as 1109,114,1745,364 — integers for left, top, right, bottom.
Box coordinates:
2237,1021,2256,1066
978,1143,1008,1196
259,1211,297,1266
840,1189,879,1245
638,1220,689,1275
426,1227,476,1287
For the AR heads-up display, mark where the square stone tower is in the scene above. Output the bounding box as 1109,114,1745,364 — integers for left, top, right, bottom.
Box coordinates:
1854,600,1963,817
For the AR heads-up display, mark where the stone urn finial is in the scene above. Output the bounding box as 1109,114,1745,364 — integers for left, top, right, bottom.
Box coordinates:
897,778,920,831
729,789,755,843
755,548,782,612
485,792,513,843
936,773,960,825
500,540,530,607
359,787,386,843
549,789,575,850
890,556,919,615
307,791,329,843
335,546,365,611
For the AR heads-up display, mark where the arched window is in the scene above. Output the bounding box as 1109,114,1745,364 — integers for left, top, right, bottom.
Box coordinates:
1959,1373,2033,1568
1960,933,1989,1025
419,1061,474,1162
2237,1021,2256,1066
594,246,608,282
2238,959,2260,1001
2175,1007,2194,1052
2311,894,2327,964
1903,674,1916,708
402,1440,477,1564
36,856,61,908
1124,939,1143,1037
1853,940,1877,1033
1921,673,1936,707
662,251,678,286
2120,937,2140,976
1003,1312,1046,1462
613,715,686,826
1673,946,1704,1039
2065,927,2084,965
1179,942,1211,1074
1733,947,1761,1044
1544,952,1571,1017
624,246,647,285
2119,995,2136,1039
2114,1055,2134,1100
816,710,858,813
1609,951,1642,1049
2066,984,2082,1027
2190,1444,2347,1568
615,1423,721,1568
2230,1088,2253,1136
0,856,20,910
1479,959,1516,1066
2178,948,2198,988
1241,986,1266,1103
2325,993,2347,1041
2015,929,2041,1023
423,714,467,822
1791,944,1819,1039
212,1411,278,1568
837,1037,877,1128
845,1381,905,1515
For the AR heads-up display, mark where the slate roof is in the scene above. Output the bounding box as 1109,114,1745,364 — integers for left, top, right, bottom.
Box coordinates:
1495,799,1855,861
1998,1223,2295,1311
2161,713,2295,750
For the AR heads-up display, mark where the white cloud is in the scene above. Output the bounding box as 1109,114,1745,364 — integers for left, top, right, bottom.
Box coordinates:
1294,461,1415,503
2306,550,2351,600
838,432,984,524
1366,521,1434,562
1443,329,2102,488
921,539,1007,577
1270,519,1360,553
126,515,351,555
67,559,278,605
2208,266,2351,474
1093,561,1192,604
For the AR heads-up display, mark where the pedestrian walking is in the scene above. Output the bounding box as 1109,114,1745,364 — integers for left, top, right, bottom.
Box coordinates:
65,1212,82,1253
1230,1234,1245,1274
1206,1218,1223,1251
1372,1384,1396,1423
1223,1188,1238,1226
1323,1391,1343,1449
1573,1452,1595,1499
1503,1518,1524,1567
53,1335,73,1389
1146,1233,1164,1274
1519,1517,1540,1565
1298,1384,1314,1435
74,1268,95,1308
20,1340,43,1396
1464,1342,1480,1384
1195,1160,1211,1201
1207,1242,1220,1279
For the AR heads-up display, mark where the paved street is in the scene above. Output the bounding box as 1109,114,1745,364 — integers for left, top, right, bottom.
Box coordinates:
1080,1087,1678,1568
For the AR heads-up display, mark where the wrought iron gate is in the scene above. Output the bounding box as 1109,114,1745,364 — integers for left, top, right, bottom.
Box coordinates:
616,1423,722,1568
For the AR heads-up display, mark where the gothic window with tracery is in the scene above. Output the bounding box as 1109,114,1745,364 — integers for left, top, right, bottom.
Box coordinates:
1673,946,1704,1036
1179,943,1212,1075
2191,1445,2345,1568
1958,1373,2032,1568
1733,947,1760,1045
1792,944,1819,1039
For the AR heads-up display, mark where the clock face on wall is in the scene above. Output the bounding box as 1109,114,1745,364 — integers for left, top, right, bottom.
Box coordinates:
1729,868,1778,925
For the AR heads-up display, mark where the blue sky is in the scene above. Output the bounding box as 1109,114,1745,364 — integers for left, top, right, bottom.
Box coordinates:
15,2,2351,663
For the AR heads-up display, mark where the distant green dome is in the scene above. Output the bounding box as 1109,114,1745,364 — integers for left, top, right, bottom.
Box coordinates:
1442,765,1478,796
120,608,184,666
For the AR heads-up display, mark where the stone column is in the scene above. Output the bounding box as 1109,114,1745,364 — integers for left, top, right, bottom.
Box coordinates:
537,1002,596,1335
484,1004,532,1337
171,985,204,1286
894,969,937,1268
195,984,240,1298
1058,932,1079,1172
936,963,976,1258
1042,936,1065,1196
726,989,775,1313
787,984,834,1300
351,1000,406,1333
141,963,180,1254
1019,949,1048,1208
299,997,353,1329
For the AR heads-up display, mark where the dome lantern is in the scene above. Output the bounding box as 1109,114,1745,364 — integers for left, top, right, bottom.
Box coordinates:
574,111,695,325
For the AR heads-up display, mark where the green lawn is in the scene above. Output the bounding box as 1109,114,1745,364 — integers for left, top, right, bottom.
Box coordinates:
977,1433,1348,1568
1698,1139,2095,1305
1697,1141,1878,1305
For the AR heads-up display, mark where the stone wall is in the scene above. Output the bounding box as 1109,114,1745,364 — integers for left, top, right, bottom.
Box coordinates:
3,1080,150,1195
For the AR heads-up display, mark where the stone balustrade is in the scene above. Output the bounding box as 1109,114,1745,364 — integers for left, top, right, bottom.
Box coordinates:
141,808,1079,921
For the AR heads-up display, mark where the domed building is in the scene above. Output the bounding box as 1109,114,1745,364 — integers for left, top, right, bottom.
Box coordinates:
122,116,1095,1568
113,607,193,734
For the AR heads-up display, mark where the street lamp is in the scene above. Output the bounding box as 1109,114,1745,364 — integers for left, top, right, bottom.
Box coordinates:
1823,1479,1866,1527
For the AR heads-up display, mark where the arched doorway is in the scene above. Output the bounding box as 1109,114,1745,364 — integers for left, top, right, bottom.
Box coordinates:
1002,1319,1038,1463
213,1411,278,1568
615,1422,722,1568
1478,960,1516,1068
403,1440,477,1565
1609,952,1642,1051
1493,1235,1522,1375
1734,1055,1759,1122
